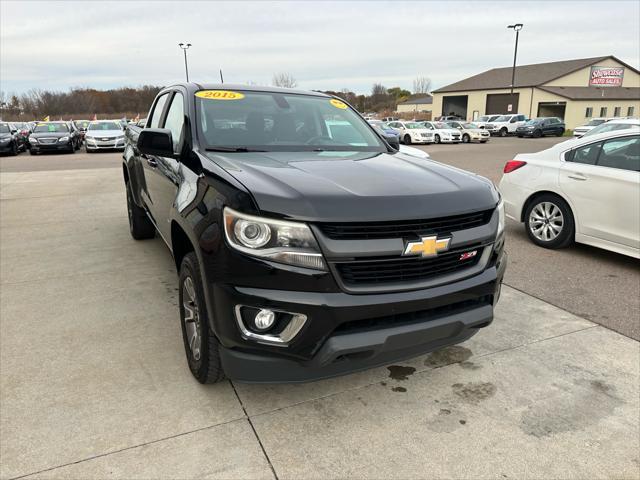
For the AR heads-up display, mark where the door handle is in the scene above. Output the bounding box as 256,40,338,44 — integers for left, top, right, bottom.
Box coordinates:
146,157,157,168
567,173,587,181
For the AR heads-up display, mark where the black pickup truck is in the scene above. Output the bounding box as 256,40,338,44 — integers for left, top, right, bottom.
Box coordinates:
123,83,506,383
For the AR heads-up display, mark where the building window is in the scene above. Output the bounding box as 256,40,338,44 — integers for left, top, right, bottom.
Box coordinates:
600,107,608,117
628,106,635,117
614,107,621,117
585,107,593,117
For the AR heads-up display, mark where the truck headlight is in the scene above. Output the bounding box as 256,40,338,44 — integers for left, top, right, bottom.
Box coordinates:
497,200,505,236
224,207,327,270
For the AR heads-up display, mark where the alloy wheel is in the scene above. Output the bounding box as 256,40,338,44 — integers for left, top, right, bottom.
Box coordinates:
182,276,202,361
529,201,564,242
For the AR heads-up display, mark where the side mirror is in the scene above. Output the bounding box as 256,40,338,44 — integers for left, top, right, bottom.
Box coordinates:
138,128,175,157
10,129,17,134
383,133,400,150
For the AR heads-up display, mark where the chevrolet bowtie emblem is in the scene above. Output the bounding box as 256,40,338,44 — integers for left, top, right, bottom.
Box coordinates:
403,236,450,258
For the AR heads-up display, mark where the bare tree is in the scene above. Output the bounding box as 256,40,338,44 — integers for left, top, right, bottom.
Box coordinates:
272,73,298,88
413,76,432,94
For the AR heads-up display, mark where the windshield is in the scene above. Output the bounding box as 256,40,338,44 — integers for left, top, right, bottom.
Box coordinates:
404,122,424,129
33,123,68,133
494,115,512,122
75,120,90,129
0,124,10,133
88,121,122,131
524,119,541,125
586,119,607,127
462,123,477,129
582,122,639,137
434,122,451,129
477,116,490,122
196,90,384,152
488,115,501,121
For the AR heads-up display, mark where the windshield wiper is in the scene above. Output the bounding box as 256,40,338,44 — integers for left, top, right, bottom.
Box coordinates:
205,147,267,153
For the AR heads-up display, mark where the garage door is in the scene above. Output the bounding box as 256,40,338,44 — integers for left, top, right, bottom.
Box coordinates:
486,93,519,115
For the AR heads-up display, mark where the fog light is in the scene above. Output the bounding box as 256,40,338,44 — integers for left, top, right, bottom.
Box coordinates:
254,309,276,331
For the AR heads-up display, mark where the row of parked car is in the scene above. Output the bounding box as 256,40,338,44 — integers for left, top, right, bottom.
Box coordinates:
0,118,147,156
367,114,568,146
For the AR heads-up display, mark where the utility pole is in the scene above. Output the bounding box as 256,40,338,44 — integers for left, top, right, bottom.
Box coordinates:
507,24,523,112
220,69,224,84
178,43,192,82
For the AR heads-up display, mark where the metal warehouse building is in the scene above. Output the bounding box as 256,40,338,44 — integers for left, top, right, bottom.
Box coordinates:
431,55,640,129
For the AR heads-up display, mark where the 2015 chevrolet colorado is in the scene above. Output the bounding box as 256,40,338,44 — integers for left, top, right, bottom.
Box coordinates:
123,83,506,383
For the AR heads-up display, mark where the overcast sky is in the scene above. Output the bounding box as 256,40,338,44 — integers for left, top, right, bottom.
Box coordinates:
1,1,639,95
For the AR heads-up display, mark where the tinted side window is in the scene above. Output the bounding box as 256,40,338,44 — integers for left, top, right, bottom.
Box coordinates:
163,93,185,151
597,136,639,172
568,141,602,165
148,93,169,129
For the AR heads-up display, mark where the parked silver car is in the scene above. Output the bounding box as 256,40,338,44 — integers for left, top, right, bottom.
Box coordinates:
446,121,490,143
85,120,126,152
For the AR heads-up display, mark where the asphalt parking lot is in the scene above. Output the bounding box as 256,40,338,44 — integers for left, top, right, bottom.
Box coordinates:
1,141,639,479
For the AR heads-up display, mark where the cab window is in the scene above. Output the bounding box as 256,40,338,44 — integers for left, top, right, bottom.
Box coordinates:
148,93,169,129
163,93,185,151
597,136,639,172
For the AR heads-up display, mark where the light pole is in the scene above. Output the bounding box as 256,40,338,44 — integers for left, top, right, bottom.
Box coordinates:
178,43,192,82
507,23,523,112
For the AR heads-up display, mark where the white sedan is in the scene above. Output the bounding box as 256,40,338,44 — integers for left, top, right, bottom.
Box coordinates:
386,121,434,145
498,130,639,258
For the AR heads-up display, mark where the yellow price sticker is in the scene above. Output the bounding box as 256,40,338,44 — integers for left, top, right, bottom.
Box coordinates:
195,90,245,101
329,99,348,109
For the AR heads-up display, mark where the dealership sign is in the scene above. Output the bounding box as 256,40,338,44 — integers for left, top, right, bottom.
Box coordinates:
589,66,625,86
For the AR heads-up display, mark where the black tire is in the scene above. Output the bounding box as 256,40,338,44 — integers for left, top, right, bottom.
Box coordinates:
404,134,412,145
462,134,470,143
533,129,542,138
524,194,574,249
556,129,565,137
29,149,38,155
10,142,18,156
179,252,225,384
126,182,155,240
517,135,523,138
480,140,488,143
434,134,441,144
499,128,508,137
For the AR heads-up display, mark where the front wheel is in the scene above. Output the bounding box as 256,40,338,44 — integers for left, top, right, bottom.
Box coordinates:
499,128,508,137
524,194,574,249
179,252,225,384
533,129,542,138
556,129,565,137
434,134,441,144
462,134,470,143
10,142,18,156
404,134,412,145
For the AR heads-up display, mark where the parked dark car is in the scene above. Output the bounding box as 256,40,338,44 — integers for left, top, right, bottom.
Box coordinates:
8,122,31,151
122,83,506,384
516,117,565,138
29,121,81,154
0,122,21,155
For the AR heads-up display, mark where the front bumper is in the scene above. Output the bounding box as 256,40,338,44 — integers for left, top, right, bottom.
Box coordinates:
86,139,125,150
212,250,507,383
439,137,461,143
0,143,14,153
30,142,73,152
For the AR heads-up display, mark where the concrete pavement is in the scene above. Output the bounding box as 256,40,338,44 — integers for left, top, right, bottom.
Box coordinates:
1,168,639,479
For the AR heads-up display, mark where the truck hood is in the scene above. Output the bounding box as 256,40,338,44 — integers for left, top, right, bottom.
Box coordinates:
203,150,498,222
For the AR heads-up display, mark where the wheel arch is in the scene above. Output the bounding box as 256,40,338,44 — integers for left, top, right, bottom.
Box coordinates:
171,220,197,272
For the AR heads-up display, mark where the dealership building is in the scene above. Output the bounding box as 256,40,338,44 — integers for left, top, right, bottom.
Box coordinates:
430,55,640,129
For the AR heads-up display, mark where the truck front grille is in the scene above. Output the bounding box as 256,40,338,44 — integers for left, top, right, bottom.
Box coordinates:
317,209,493,240
334,247,482,287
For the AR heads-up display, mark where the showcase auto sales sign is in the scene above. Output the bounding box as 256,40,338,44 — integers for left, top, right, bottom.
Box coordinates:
589,66,625,86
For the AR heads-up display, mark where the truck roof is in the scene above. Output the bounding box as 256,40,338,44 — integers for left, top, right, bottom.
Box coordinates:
167,82,331,98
